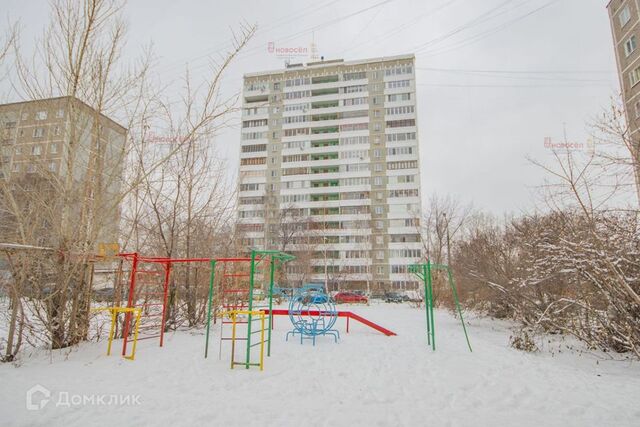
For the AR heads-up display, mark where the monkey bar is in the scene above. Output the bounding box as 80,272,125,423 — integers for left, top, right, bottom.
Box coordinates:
118,253,215,357
204,250,295,370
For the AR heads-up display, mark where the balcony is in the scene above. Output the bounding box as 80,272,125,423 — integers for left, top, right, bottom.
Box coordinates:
311,100,339,109
311,179,339,188
311,139,339,148
311,193,339,202
310,207,340,216
311,126,339,135
310,152,338,161
310,166,339,174
311,87,339,97
312,75,339,84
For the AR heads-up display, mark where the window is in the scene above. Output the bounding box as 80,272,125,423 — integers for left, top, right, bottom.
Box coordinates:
630,66,640,87
32,145,42,156
15,146,21,155
375,220,383,229
376,236,384,244
273,82,280,90
386,106,415,115
241,144,267,153
343,71,366,81
625,35,637,57
26,164,35,173
385,65,413,76
53,126,61,136
50,143,58,154
242,119,268,128
374,163,383,172
21,113,28,121
386,119,415,128
33,128,45,138
620,5,631,27
35,111,47,121
373,149,381,158
48,161,57,172
376,266,384,274
386,80,410,89
373,123,381,132
374,206,384,215
387,93,411,102
56,108,64,118
240,157,267,166
12,163,19,172
376,251,384,260
373,176,383,186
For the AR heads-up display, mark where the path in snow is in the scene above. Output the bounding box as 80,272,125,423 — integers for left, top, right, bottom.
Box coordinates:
1,304,638,427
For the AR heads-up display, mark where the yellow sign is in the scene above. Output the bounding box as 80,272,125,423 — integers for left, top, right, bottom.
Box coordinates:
97,242,120,258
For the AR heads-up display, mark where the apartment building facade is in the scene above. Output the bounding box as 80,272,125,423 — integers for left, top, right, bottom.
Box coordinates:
608,1,640,174
238,55,423,291
0,96,127,245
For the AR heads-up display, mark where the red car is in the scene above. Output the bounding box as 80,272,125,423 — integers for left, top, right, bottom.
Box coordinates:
333,292,368,304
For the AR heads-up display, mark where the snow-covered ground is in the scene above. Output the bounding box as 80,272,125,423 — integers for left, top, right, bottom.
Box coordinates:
1,304,639,427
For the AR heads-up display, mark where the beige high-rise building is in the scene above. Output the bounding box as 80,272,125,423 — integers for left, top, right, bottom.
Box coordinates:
608,0,640,190
238,55,423,291
0,96,127,245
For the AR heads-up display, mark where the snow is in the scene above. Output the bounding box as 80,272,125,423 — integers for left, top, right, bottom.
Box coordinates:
1,304,639,427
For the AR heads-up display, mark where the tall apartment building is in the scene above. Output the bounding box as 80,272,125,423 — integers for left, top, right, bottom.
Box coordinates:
0,96,127,245
238,54,423,291
608,0,640,190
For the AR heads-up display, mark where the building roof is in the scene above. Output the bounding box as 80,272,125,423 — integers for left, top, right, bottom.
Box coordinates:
244,53,415,79
0,95,128,133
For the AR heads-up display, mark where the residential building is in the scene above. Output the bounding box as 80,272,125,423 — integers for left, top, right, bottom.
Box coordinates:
0,96,127,245
237,55,423,291
608,0,640,191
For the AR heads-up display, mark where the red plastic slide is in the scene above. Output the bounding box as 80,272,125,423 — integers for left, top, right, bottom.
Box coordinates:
264,309,397,336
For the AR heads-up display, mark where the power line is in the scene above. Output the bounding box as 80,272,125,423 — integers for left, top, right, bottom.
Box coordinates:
416,67,614,83
416,82,611,88
411,0,525,54
417,0,564,57
338,0,461,56
156,0,342,78
416,67,615,75
157,0,393,83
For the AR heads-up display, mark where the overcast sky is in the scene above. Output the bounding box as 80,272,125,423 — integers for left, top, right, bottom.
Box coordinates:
3,0,620,215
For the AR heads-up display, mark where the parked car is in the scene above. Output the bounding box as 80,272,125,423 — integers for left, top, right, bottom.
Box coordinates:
385,292,404,303
370,292,386,301
333,291,368,304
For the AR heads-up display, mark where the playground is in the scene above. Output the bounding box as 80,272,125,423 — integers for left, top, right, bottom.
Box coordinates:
1,303,639,426
1,250,639,426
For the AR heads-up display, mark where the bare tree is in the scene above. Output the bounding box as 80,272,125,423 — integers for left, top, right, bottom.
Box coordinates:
0,0,254,357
